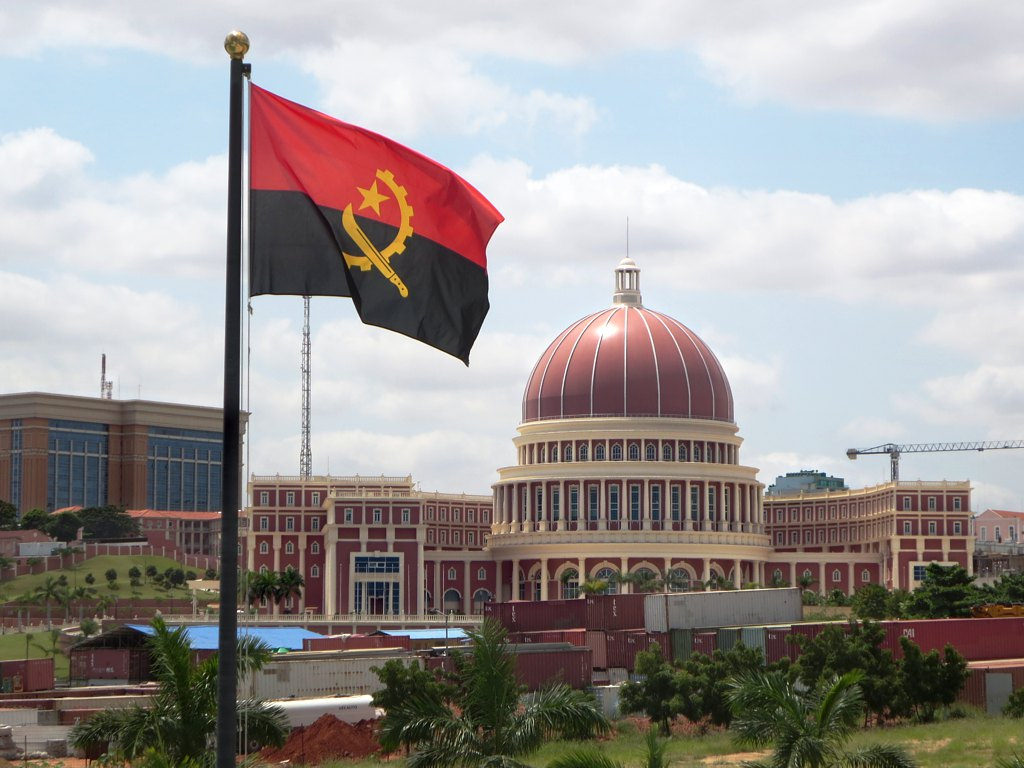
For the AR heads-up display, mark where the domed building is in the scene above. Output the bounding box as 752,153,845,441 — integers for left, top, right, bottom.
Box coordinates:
488,258,772,601
241,260,974,619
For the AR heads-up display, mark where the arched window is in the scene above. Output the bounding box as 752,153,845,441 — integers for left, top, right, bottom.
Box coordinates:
645,443,656,461
447,567,457,580
310,565,320,578
861,569,870,582
472,589,492,614
537,445,545,463
832,569,842,582
773,568,784,584
667,568,690,592
310,541,320,554
563,444,573,462
443,589,461,612
579,444,589,462
678,442,688,461
259,565,268,574
259,541,269,554
595,444,606,461
611,444,623,461
595,567,619,595
662,443,673,461
561,568,580,599
803,569,813,580
477,567,486,580
628,443,640,461
693,444,702,462
709,444,717,463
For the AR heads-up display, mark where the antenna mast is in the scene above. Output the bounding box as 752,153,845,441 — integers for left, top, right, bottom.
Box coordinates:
100,354,113,399
300,296,312,479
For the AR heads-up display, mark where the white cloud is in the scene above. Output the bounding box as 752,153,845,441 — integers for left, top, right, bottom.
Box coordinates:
907,365,1024,433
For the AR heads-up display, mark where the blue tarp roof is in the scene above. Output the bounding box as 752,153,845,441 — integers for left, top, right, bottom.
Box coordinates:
373,628,470,641
126,624,322,651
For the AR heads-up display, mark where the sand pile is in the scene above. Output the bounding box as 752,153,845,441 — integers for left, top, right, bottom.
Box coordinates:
260,714,379,764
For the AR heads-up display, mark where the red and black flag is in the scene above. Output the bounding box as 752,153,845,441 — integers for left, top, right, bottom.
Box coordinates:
248,85,503,363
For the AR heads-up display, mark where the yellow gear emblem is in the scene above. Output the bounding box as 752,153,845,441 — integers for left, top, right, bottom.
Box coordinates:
341,169,415,298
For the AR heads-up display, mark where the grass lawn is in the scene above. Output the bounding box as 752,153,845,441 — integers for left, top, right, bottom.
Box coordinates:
1,554,213,603
0,629,69,680
316,712,1023,768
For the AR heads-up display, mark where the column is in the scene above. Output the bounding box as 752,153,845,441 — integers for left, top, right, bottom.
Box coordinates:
417,542,425,615
643,479,652,531
663,557,672,588
620,556,629,594
789,561,796,588
511,484,520,533
558,481,566,531
464,563,471,615
733,558,742,589
684,480,692,531
703,484,712,531
512,558,520,601
433,558,442,612
494,560,503,603
818,561,826,596
298,537,306,613
598,479,607,531
539,481,548,532
847,561,854,597
578,557,586,594
324,526,338,615
540,558,549,601
702,557,711,591
494,488,503,532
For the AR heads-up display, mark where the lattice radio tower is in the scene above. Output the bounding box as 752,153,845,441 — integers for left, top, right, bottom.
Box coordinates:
299,296,312,479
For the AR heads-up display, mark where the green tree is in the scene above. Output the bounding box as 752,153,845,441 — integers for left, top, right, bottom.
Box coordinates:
377,619,607,768
983,571,1024,604
70,617,287,763
372,659,452,752
47,510,83,542
246,570,278,610
204,567,219,579
185,570,198,581
1004,687,1024,718
793,620,901,724
579,579,610,595
0,499,18,529
128,566,142,580
620,644,679,735
32,629,67,672
19,508,49,531
727,669,917,768
895,637,969,722
105,568,118,583
906,564,980,618
80,617,100,638
166,567,186,589
679,643,773,728
84,572,96,586
145,564,158,581
274,567,305,613
33,576,65,628
851,584,892,620
76,505,140,539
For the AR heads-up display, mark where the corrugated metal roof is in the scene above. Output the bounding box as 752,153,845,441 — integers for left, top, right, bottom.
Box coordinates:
125,624,322,650
373,628,470,641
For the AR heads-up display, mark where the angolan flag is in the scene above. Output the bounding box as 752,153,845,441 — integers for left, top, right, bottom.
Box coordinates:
248,84,503,364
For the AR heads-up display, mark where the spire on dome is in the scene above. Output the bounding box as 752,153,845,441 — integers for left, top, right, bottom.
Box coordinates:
612,257,642,306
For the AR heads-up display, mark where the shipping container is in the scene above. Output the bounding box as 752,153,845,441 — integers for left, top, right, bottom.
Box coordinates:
958,668,987,711
591,685,622,718
764,626,796,664
512,646,592,690
739,627,767,654
512,629,588,646
585,594,646,631
586,630,608,669
484,599,587,633
881,617,1024,661
303,634,411,652
669,629,692,663
240,651,411,699
269,695,379,728
0,658,54,692
717,628,740,652
691,631,717,656
644,588,802,633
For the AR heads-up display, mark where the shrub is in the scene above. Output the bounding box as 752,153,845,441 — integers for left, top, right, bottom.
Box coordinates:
1004,687,1024,718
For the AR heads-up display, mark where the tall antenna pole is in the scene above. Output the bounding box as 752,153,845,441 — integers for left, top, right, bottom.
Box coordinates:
300,296,312,479
100,354,112,399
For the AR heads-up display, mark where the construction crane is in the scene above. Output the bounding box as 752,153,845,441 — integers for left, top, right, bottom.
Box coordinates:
846,440,1024,482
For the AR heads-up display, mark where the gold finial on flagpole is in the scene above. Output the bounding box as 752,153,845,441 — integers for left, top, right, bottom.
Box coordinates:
224,30,250,60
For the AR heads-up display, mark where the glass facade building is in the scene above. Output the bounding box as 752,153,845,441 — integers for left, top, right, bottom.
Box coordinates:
146,427,223,511
47,419,109,510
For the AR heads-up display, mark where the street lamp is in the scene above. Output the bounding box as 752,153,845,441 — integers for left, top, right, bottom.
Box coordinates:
428,608,452,654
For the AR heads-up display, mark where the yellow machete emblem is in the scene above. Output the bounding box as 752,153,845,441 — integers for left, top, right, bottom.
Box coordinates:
342,169,414,298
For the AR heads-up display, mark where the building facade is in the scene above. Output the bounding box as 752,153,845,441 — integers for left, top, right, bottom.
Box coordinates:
127,509,222,557
241,260,975,616
0,393,240,515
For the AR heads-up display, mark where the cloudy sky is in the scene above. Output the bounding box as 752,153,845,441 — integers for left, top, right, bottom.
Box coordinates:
2,2,1023,511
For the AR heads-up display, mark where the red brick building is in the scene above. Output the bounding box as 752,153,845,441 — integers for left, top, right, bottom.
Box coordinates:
241,260,974,616
127,509,222,557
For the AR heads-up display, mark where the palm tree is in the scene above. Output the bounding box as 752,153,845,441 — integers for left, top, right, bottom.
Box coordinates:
548,728,670,768
579,579,610,596
274,567,305,614
33,576,64,628
70,616,287,764
378,618,608,767
246,570,278,613
726,669,917,768
997,754,1024,768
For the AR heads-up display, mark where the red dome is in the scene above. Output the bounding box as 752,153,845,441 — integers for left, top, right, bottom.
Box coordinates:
522,305,734,423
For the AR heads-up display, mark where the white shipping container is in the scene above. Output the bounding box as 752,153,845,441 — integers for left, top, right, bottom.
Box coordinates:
241,652,411,700
268,696,380,728
644,588,802,632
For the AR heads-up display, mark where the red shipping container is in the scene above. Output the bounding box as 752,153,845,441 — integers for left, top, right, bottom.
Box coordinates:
584,594,646,631
303,634,411,651
586,630,608,669
67,649,130,681
619,632,671,672
486,600,588,633
512,647,592,690
958,668,987,710
764,627,796,664
515,629,587,647
604,630,631,668
882,617,1024,661
691,631,717,656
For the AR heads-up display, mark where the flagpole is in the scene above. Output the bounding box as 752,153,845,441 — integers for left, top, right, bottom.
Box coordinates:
217,29,249,768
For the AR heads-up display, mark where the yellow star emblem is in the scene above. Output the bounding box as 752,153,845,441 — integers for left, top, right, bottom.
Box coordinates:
357,180,390,215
